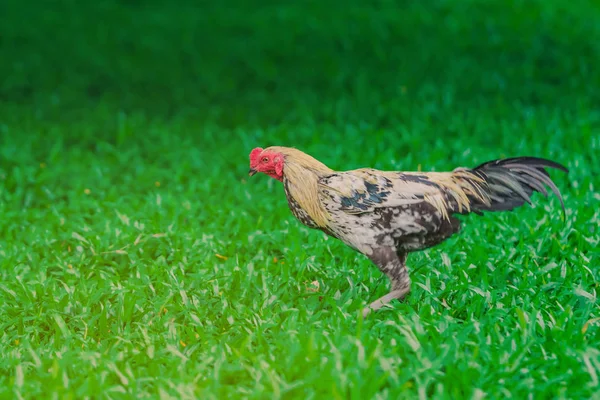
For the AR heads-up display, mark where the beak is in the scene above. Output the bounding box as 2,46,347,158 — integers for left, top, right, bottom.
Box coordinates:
248,168,257,177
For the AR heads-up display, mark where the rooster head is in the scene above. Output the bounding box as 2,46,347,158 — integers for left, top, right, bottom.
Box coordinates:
248,147,284,181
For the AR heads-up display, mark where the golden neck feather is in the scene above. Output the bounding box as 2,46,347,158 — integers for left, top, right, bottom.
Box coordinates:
268,147,333,228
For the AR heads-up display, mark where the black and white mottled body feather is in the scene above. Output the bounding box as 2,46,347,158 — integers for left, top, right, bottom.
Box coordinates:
249,146,569,317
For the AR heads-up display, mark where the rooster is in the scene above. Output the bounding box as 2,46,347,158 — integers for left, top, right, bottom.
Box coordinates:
248,146,568,317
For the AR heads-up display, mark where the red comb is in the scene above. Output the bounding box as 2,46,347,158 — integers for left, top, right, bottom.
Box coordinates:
250,147,263,164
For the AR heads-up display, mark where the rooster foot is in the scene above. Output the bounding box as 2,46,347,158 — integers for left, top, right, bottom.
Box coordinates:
361,287,410,318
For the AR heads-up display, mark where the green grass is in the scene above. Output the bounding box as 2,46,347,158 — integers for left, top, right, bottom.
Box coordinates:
1,0,599,398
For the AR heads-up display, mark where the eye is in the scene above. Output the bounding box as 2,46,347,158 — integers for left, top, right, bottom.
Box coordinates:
262,157,269,163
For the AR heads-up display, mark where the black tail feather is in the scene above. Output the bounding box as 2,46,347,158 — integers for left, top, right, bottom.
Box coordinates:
469,156,568,219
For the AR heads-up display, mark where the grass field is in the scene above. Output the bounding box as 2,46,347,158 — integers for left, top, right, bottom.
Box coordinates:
1,0,599,398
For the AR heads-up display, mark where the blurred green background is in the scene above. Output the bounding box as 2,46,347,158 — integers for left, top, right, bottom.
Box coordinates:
1,0,599,398
2,0,599,140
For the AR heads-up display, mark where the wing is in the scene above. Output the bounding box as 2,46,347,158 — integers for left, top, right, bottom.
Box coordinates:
318,168,449,215
317,167,492,220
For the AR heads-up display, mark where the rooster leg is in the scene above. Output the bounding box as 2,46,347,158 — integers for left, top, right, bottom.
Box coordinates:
362,248,410,317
